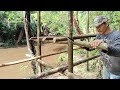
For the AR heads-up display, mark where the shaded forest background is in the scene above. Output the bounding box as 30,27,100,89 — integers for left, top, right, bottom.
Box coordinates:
0,11,120,47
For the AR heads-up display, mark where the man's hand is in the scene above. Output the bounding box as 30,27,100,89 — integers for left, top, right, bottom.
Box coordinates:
90,39,104,49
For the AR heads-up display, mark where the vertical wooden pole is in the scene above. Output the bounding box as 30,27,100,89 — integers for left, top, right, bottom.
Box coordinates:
37,11,42,73
68,11,73,73
86,11,90,71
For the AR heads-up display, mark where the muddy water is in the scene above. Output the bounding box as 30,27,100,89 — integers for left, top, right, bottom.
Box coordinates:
0,43,67,79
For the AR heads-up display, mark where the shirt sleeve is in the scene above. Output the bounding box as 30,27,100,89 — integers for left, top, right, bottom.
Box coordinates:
104,35,120,57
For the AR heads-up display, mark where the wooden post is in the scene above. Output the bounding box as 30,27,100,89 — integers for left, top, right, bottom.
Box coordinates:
86,11,90,71
68,11,73,73
36,11,42,74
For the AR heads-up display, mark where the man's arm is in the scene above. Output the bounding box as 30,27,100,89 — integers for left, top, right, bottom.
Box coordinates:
104,36,120,57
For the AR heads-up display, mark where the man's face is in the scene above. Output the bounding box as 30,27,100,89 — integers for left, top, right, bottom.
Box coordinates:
95,22,107,35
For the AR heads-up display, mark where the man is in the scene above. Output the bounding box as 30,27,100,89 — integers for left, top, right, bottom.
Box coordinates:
41,24,51,36
90,16,120,79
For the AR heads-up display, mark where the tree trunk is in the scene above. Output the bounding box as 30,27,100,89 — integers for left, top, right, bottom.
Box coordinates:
15,30,24,46
73,16,84,35
24,11,36,74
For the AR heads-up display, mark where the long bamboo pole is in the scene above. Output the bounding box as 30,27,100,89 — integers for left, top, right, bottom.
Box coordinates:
68,11,73,73
0,47,81,68
57,40,108,51
29,34,96,42
86,11,90,71
36,11,42,73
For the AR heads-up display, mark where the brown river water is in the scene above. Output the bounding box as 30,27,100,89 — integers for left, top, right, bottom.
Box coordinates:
0,43,67,79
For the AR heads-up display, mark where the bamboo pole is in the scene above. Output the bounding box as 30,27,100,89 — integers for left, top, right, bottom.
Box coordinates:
57,40,108,51
29,34,96,42
0,56,39,67
0,56,53,69
36,11,42,74
27,55,100,79
0,47,81,68
86,11,90,71
68,11,73,73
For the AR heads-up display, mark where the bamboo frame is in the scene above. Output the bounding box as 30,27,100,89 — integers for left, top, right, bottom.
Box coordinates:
0,12,101,79
27,55,100,79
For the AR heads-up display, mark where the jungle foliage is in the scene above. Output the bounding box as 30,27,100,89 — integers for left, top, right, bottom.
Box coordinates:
0,11,120,46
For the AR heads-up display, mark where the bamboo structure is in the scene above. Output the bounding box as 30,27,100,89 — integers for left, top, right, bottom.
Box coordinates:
1,36,107,68
27,55,100,79
0,11,104,79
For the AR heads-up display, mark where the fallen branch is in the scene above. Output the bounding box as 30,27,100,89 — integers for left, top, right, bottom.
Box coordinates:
27,55,100,79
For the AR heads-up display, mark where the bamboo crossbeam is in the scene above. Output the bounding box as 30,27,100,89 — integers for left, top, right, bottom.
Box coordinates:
0,47,81,68
57,40,108,51
53,34,96,43
29,34,96,42
27,55,100,79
